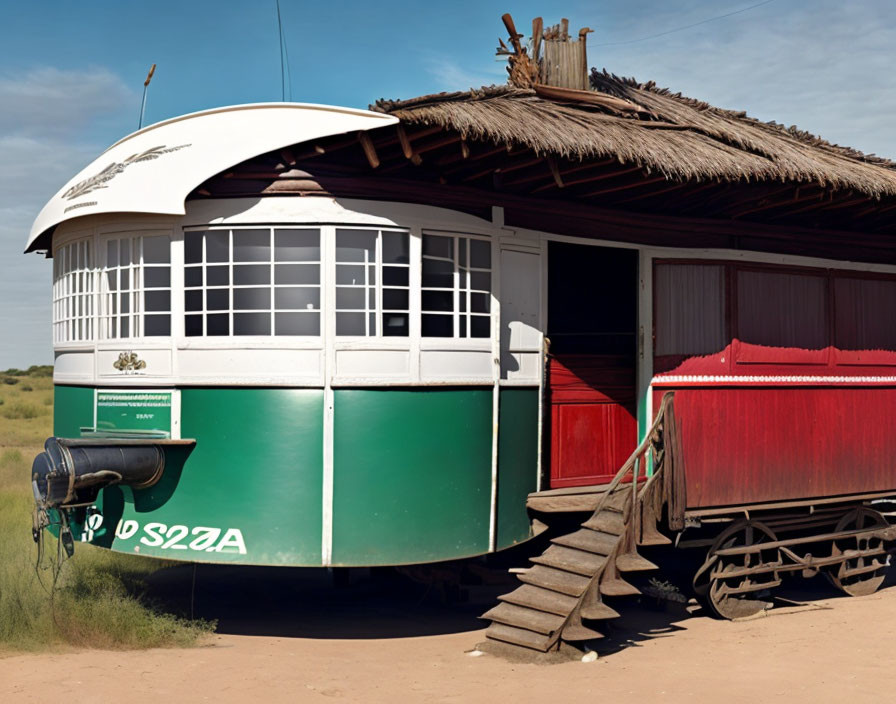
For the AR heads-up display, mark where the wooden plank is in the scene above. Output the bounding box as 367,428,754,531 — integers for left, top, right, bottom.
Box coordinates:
485,622,553,651
551,528,619,555
357,132,379,169
580,600,621,620
519,565,591,596
498,584,579,616
583,508,625,534
482,602,565,635
531,545,608,576
615,551,659,572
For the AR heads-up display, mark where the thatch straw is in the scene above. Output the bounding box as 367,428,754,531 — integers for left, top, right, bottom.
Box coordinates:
373,73,896,199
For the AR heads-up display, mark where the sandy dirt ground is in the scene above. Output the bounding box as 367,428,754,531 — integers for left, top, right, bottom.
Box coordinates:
2,560,893,703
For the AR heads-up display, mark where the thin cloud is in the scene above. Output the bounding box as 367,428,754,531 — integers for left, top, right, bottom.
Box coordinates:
424,56,506,92
0,66,135,367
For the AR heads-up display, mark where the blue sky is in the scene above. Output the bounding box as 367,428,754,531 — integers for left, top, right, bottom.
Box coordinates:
2,0,896,367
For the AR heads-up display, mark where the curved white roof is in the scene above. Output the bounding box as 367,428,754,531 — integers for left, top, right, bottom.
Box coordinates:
26,103,398,251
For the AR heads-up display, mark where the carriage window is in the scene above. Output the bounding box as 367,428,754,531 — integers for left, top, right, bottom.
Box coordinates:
335,228,409,337
737,269,827,350
654,263,725,356
421,233,491,338
184,228,321,336
53,239,94,343
834,276,896,351
101,234,171,338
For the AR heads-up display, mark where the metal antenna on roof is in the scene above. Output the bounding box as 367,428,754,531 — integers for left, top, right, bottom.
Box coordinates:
275,0,292,101
138,64,156,130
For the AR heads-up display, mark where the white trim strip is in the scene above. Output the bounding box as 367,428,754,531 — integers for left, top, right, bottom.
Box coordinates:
653,375,896,385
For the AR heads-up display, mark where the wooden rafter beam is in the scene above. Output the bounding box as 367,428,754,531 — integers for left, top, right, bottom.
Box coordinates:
581,175,666,199
532,163,645,194
729,186,826,219
357,132,380,169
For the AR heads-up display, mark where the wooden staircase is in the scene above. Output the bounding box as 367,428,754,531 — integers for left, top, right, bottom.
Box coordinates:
480,393,678,655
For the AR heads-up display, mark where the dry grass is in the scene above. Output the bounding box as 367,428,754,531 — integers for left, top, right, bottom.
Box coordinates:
0,369,213,654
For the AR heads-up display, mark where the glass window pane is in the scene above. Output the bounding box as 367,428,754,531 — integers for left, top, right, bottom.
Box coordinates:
144,267,170,288
144,314,171,336
422,258,453,288
470,239,491,268
471,293,490,313
234,265,270,286
422,290,453,312
206,313,229,336
422,314,453,337
275,312,319,336
470,271,490,292
120,317,129,338
206,232,229,263
144,290,171,312
119,239,130,266
336,312,366,335
654,264,726,357
185,233,203,264
185,266,202,287
233,229,270,263
471,315,490,338
234,312,271,335
336,229,375,262
185,315,203,336
383,266,409,287
106,240,118,267
382,231,409,264
275,287,320,310
275,229,320,262
207,266,229,286
275,264,319,285
121,292,130,314
106,270,117,292
206,289,229,310
120,268,130,291
737,269,826,349
336,288,365,310
423,234,452,259
834,277,896,351
458,239,467,267
383,288,408,310
336,265,366,285
185,290,203,312
233,287,270,310
143,236,170,264
383,313,408,337
459,317,467,337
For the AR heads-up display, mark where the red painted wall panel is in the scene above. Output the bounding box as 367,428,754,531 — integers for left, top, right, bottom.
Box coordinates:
663,386,896,508
550,356,636,488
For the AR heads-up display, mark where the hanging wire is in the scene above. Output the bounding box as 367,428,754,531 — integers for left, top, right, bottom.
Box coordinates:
276,0,290,101
591,0,777,47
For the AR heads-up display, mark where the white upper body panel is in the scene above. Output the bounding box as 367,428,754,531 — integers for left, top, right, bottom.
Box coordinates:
26,103,398,251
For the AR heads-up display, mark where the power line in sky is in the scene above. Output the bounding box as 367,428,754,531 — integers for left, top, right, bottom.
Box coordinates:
591,0,778,47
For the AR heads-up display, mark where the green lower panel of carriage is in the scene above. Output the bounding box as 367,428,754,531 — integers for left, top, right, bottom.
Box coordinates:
54,385,538,566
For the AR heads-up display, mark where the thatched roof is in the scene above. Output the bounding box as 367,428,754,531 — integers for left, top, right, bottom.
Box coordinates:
372,71,896,199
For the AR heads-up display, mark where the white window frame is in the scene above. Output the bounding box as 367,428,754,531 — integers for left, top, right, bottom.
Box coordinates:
421,230,493,340
183,225,323,339
333,226,410,339
99,231,172,340
52,235,95,344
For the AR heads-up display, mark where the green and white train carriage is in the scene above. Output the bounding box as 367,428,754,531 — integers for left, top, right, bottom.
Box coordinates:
28,103,550,566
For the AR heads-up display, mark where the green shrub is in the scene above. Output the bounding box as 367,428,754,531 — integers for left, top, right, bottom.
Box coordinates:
2,377,19,385
20,385,33,392
26,365,53,378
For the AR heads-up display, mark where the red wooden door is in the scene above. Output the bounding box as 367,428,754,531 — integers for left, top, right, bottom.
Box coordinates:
549,355,637,488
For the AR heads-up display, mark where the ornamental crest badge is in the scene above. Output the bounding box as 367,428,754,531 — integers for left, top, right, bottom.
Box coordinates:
113,352,146,372
62,144,191,201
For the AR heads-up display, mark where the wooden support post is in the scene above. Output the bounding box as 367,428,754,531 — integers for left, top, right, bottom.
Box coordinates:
357,132,380,169
396,125,423,165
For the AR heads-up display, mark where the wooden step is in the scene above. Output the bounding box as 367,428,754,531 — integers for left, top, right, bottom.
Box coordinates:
584,509,625,535
615,551,659,572
498,584,580,616
531,545,609,576
562,622,605,642
552,528,619,556
519,565,591,597
485,622,553,652
580,600,621,620
599,574,641,597
482,602,565,635
602,489,632,514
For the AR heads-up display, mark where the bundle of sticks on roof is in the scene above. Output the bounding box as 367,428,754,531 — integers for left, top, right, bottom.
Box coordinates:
496,14,593,90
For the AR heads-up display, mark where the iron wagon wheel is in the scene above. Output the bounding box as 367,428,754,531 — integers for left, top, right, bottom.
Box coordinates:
825,507,890,597
693,519,781,620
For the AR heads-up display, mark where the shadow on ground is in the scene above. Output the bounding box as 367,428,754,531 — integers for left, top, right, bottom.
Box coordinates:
141,531,896,648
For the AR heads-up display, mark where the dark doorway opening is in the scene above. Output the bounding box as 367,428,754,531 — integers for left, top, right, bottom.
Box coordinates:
547,242,638,488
